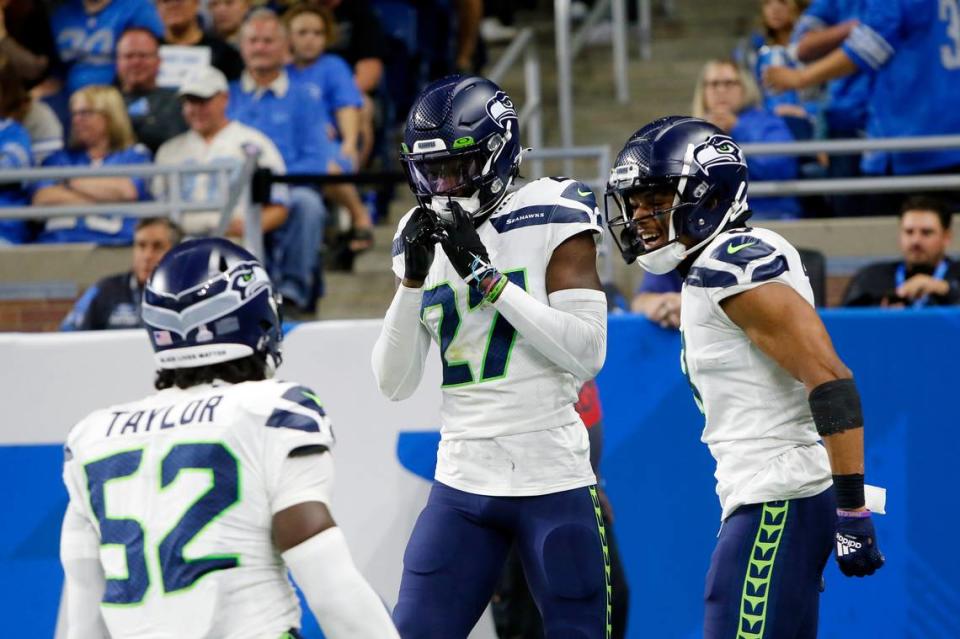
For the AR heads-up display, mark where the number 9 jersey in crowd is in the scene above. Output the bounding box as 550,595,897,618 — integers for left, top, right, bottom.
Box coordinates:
60,378,335,638
390,177,604,497
679,226,833,520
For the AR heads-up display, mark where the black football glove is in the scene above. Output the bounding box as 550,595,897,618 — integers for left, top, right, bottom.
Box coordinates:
401,208,439,283
834,511,885,577
436,201,500,293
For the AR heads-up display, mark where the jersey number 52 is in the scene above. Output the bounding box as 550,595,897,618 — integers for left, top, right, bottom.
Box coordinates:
84,442,239,605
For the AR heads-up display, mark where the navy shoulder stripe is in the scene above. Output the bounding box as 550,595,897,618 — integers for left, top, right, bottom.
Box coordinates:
265,409,320,433
282,385,327,417
751,255,789,282
712,236,776,270
490,205,592,233
560,182,598,209
686,266,738,289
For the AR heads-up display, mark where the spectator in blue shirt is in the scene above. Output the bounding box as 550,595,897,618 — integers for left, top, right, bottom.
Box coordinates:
285,3,374,258
752,0,820,123
693,59,802,219
229,8,331,313
791,0,870,139
0,117,33,244
51,0,164,97
285,4,364,170
790,0,874,215
765,0,960,179
31,85,152,245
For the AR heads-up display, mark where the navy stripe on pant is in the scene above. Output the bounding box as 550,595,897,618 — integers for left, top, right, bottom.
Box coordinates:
704,487,835,639
393,481,609,639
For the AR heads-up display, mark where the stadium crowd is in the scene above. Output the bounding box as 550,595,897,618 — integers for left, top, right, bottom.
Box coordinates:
0,0,958,320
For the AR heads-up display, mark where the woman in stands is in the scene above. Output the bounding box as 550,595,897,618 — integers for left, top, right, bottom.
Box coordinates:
692,59,802,220
31,85,151,245
285,3,374,265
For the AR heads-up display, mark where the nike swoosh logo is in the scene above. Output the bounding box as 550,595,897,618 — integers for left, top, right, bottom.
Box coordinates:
577,188,592,197
727,241,757,255
301,390,325,408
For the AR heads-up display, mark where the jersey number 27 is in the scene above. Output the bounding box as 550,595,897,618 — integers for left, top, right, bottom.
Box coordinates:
422,270,527,387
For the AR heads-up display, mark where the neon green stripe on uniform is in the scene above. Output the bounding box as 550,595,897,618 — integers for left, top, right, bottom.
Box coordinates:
589,486,612,639
737,500,789,639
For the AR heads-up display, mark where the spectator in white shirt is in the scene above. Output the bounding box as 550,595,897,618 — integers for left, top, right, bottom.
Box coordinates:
154,66,288,238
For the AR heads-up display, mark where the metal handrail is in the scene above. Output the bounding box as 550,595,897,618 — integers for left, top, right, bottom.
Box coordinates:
0,154,265,259
739,134,960,197
488,27,544,179
0,201,233,218
750,174,960,197
555,0,631,174
740,135,960,156
0,160,240,181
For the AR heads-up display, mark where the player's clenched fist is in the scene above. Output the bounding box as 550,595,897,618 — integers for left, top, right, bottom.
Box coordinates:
834,510,885,577
401,208,439,284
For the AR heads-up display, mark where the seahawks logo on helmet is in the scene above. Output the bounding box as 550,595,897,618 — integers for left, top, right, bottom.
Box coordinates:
693,135,745,174
485,91,517,130
228,262,271,300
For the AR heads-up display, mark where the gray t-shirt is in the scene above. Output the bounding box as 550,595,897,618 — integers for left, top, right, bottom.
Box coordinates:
23,100,64,164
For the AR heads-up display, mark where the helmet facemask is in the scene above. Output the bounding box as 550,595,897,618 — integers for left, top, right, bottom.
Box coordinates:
606,164,749,274
402,121,517,224
606,171,695,272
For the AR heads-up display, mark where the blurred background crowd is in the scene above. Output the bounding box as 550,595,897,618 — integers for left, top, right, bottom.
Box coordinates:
0,0,957,328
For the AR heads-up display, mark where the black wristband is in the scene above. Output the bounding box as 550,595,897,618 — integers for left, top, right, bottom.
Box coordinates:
809,378,863,436
833,473,865,510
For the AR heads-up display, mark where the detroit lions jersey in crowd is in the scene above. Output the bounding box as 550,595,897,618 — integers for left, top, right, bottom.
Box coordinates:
52,0,164,95
61,379,335,638
0,118,32,244
792,0,872,134
391,177,602,496
679,227,833,520
842,0,960,174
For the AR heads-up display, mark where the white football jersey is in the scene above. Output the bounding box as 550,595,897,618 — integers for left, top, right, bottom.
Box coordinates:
392,178,603,496
62,379,335,638
679,227,832,520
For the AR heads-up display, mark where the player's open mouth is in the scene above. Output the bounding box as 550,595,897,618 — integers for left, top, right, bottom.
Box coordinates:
641,231,662,244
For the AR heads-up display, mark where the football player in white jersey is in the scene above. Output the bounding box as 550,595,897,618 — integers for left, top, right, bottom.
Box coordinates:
605,117,885,638
59,238,398,639
371,75,610,638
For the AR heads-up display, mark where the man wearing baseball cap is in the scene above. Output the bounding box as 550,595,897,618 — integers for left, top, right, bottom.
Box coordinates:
154,65,289,251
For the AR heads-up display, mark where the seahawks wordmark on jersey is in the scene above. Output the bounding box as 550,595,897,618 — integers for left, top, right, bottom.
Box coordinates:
62,380,334,638
391,178,603,496
679,227,832,520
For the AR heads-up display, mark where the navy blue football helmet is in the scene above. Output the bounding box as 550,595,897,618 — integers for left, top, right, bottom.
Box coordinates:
605,116,750,273
141,238,283,372
400,74,522,221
